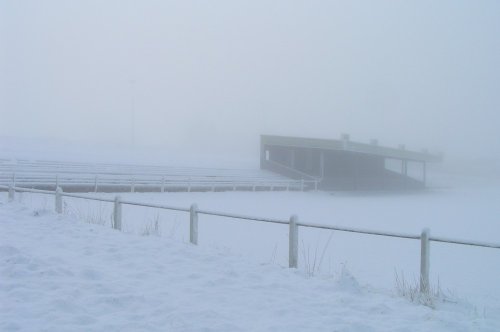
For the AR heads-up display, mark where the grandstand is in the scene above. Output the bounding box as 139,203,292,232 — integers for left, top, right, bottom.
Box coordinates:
260,134,441,190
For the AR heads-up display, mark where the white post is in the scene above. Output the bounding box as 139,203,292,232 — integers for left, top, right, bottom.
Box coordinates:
113,196,122,231
55,187,63,214
420,228,430,294
161,176,165,193
94,175,98,193
190,203,198,245
289,215,299,268
55,174,59,189
8,185,15,202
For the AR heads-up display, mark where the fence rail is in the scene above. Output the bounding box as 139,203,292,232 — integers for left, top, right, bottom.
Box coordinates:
0,172,317,192
2,184,499,295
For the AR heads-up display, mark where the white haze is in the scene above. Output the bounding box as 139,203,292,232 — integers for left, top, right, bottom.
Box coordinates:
1,0,499,162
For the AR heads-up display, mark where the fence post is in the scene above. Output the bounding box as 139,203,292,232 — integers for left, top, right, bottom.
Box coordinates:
8,185,15,202
420,228,430,294
55,187,63,214
94,175,98,193
161,176,165,193
113,196,122,231
190,203,198,245
289,215,299,268
55,174,59,189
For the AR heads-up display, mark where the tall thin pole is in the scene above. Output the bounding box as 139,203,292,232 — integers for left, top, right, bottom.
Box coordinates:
423,162,427,186
130,79,136,147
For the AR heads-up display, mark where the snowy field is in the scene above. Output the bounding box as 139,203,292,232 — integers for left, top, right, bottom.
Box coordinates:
1,198,498,331
1,172,499,331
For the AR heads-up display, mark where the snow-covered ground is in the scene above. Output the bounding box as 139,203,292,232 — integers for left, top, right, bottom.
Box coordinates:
1,138,499,330
1,199,498,331
2,172,500,331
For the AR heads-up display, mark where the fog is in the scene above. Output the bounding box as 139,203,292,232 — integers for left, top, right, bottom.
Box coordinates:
1,0,499,161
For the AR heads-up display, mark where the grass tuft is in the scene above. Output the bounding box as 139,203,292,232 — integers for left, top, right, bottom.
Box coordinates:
394,270,456,308
300,231,334,277
141,212,161,236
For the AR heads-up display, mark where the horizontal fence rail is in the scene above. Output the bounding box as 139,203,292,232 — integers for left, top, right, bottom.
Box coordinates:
298,222,421,240
1,173,317,193
2,184,499,295
197,208,290,225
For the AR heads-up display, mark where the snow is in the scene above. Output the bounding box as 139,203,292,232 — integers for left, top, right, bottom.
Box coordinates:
1,138,499,330
1,185,500,331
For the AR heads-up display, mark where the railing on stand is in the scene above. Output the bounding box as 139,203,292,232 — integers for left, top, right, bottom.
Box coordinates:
1,171,319,193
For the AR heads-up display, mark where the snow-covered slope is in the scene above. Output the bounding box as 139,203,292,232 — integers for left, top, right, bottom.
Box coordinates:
1,201,497,331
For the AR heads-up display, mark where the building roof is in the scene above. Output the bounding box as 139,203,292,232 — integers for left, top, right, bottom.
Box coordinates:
261,135,441,162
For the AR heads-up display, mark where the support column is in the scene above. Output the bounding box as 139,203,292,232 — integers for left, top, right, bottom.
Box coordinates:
401,160,408,176
260,142,266,169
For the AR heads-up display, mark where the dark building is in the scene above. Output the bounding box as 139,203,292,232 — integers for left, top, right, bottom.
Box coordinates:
260,134,441,190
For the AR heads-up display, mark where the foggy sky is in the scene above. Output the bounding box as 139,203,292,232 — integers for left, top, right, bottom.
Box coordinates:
1,0,499,159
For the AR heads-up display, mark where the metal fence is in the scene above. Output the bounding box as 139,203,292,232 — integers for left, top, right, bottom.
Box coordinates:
2,184,499,295
1,171,321,193
0,160,320,192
